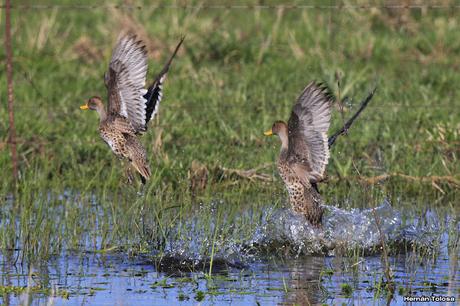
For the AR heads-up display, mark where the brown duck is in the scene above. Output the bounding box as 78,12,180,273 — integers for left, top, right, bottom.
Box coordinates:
80,34,184,184
264,82,333,225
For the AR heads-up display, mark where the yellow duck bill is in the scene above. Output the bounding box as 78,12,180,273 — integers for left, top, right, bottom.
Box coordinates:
80,103,89,110
264,129,273,136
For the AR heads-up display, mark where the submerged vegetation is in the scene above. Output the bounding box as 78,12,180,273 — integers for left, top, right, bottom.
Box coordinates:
0,0,459,304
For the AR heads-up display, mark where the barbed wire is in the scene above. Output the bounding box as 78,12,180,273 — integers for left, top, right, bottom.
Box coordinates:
0,3,460,10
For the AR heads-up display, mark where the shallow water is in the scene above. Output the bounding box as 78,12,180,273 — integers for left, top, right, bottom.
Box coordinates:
1,249,458,305
158,200,444,262
1,200,459,305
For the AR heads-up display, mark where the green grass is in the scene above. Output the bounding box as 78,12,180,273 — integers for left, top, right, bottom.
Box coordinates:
0,0,459,262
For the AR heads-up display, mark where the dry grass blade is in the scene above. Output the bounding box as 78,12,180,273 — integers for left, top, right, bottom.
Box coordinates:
188,161,273,196
357,173,460,189
189,160,209,197
217,163,273,182
71,36,104,63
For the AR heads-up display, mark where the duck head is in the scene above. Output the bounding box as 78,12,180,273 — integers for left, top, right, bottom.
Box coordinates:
80,96,106,121
264,120,289,149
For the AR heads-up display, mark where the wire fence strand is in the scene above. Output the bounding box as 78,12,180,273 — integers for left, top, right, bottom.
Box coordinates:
1,4,460,10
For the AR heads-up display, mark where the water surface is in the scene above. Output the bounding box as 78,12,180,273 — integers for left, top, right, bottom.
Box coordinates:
1,200,458,305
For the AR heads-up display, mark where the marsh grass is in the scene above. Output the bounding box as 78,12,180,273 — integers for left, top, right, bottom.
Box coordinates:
0,3,459,301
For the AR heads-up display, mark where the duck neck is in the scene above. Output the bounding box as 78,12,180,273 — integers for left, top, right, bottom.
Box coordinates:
279,129,289,160
95,103,107,122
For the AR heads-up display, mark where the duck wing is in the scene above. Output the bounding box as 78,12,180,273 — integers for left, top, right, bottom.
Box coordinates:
327,86,376,148
287,82,332,184
143,37,184,128
105,34,148,133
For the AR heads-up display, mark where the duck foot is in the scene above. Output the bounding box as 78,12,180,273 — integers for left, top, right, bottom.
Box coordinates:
125,167,135,185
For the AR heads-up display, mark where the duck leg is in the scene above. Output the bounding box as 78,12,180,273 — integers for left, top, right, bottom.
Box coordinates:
123,161,135,185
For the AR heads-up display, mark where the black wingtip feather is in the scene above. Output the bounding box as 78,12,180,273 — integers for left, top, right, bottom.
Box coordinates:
144,84,161,124
315,81,335,102
143,37,185,125
328,85,377,148
152,36,185,85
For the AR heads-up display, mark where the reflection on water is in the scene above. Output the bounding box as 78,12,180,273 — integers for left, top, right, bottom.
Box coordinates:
1,248,459,305
0,201,459,305
281,256,325,305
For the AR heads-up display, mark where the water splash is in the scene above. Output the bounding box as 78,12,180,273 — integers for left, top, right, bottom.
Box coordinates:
248,199,441,256
151,200,441,268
